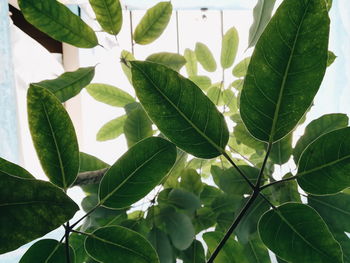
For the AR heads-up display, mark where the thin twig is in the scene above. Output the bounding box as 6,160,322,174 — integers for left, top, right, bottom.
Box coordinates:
73,168,108,186
260,174,300,191
70,205,99,229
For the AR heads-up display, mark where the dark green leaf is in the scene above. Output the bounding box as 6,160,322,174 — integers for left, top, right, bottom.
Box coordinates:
297,127,350,195
20,239,74,263
31,67,95,102
193,207,216,233
270,133,293,165
18,0,98,48
167,188,201,212
221,27,239,69
119,219,150,237
99,137,176,208
70,232,89,263
0,174,78,254
189,75,211,91
97,115,127,141
146,52,186,71
200,184,222,206
86,83,134,107
180,168,203,195
258,203,343,263
211,194,241,215
195,42,217,72
131,61,229,159
181,240,205,263
232,57,251,78
148,228,174,263
248,0,276,48
0,157,34,179
242,234,270,263
27,86,79,189
184,48,198,76
89,0,122,35
327,51,337,67
293,113,348,164
133,2,172,45
241,0,330,143
204,231,247,263
124,107,153,147
85,226,159,262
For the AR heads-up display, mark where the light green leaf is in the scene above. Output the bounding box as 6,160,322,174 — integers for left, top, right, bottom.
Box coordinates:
297,127,350,195
124,107,153,147
221,27,239,69
189,75,211,91
134,2,172,45
131,61,229,159
99,137,176,208
86,83,134,107
97,115,127,141
121,50,135,84
184,48,198,76
146,52,186,71
85,226,159,263
195,42,217,72
27,86,79,189
89,0,122,35
203,231,248,263
233,122,266,151
0,174,78,254
148,228,174,263
181,240,205,263
327,51,337,67
207,84,224,106
180,168,203,195
232,57,251,78
270,133,293,165
240,0,330,143
258,203,343,263
20,239,75,263
0,157,34,179
248,0,276,48
222,89,237,112
18,0,98,48
31,67,95,102
293,113,348,164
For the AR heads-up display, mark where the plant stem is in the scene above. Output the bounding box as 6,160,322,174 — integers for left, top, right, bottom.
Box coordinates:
70,205,99,229
260,174,300,191
73,168,108,186
65,222,71,263
207,190,260,263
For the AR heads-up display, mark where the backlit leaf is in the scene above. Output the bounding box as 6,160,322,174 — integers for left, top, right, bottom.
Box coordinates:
270,133,293,165
195,42,217,72
189,75,211,91
232,57,251,78
146,52,186,71
327,51,337,67
221,27,239,69
184,49,198,76
97,115,127,141
0,157,34,179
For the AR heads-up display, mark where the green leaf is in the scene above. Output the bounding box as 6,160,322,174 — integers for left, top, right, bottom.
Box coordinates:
193,207,216,233
211,194,241,215
31,67,95,102
232,57,251,78
270,133,293,165
79,152,109,173
242,234,270,263
200,184,222,206
221,27,239,69
133,2,172,45
99,137,176,208
97,115,127,141
27,86,79,189
167,188,201,212
121,50,136,84
124,107,153,147
195,42,217,72
327,51,337,67
20,239,75,263
233,122,266,151
0,174,79,254
86,83,134,107
293,113,348,164
85,226,159,263
203,231,247,263
240,0,330,143
70,232,90,263
184,48,198,76
146,52,186,71
0,157,34,179
258,203,343,263
207,84,224,106
148,228,174,263
248,0,276,48
180,168,203,195
189,75,211,91
181,240,205,263
131,61,229,159
18,0,98,48
89,0,122,35
297,127,350,195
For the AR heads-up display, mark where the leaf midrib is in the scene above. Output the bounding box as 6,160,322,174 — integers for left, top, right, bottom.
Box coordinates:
132,62,224,154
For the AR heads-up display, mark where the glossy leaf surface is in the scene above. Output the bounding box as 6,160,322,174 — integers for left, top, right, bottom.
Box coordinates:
89,0,122,35
97,115,127,141
86,83,134,107
146,52,186,71
297,127,350,195
85,226,159,263
18,0,98,48
195,42,217,72
27,86,79,189
133,2,172,45
0,174,78,254
221,27,239,69
31,67,95,102
0,157,34,179
99,137,176,208
131,61,229,158
259,203,342,263
240,0,330,143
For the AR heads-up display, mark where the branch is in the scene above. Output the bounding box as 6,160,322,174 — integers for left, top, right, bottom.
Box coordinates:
260,174,300,191
73,168,108,186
